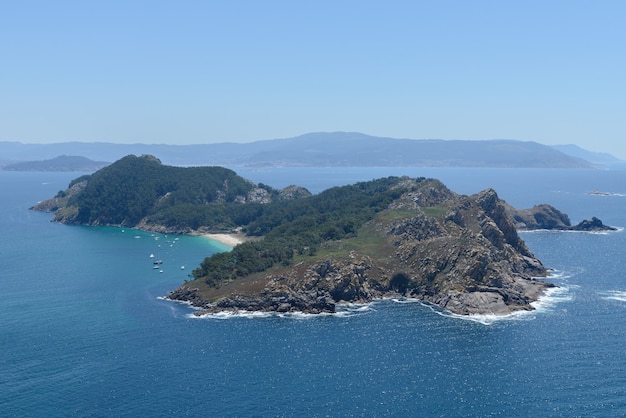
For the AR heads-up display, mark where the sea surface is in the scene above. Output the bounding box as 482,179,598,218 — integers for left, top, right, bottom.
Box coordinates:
1,167,626,417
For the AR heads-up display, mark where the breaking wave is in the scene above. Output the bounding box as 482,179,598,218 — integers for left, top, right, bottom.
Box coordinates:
600,290,626,303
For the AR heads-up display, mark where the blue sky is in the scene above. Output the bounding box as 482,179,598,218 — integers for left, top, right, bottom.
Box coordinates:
2,1,625,157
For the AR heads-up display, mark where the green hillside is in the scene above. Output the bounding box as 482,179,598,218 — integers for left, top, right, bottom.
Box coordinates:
44,154,282,230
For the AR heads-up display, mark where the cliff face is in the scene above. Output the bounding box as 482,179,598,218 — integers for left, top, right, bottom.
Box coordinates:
381,187,549,315
169,181,555,316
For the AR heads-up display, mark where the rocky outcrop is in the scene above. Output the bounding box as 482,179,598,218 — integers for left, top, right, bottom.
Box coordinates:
506,203,616,232
278,185,312,200
30,179,88,213
573,217,615,231
379,187,552,315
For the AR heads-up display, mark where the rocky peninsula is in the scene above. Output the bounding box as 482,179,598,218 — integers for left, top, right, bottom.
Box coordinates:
168,183,558,317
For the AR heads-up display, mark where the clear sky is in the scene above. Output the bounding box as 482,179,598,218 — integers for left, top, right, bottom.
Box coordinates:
1,1,625,157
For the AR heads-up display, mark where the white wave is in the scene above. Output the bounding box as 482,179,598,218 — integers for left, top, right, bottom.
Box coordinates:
337,301,376,311
157,296,204,312
389,297,423,304
190,309,349,320
421,301,539,325
600,290,626,303
587,191,626,197
544,269,574,281
530,285,574,311
165,282,574,324
344,303,376,314
190,310,276,320
519,228,622,235
186,302,376,320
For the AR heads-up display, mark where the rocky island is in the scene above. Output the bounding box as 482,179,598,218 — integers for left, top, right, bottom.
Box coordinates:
32,154,614,317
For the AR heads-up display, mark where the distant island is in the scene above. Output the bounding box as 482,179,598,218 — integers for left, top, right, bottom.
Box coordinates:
4,132,623,168
32,155,615,316
2,155,109,172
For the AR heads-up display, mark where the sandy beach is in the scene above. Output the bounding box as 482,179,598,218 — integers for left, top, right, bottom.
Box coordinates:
202,233,246,247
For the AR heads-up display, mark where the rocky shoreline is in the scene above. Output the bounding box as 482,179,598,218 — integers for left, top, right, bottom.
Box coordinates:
167,186,576,317
167,252,554,317
167,185,615,317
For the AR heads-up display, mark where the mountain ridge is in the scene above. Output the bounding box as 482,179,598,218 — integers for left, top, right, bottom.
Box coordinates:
2,132,617,168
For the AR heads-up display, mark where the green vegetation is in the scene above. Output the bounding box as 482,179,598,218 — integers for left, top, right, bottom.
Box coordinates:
192,177,418,287
65,154,262,227
421,204,450,220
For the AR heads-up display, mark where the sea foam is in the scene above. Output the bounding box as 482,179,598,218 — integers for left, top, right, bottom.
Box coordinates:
185,301,377,320
600,290,626,303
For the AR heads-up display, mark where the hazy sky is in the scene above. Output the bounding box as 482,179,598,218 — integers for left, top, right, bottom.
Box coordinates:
2,1,625,157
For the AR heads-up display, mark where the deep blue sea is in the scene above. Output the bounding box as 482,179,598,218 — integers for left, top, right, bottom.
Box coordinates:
2,167,626,417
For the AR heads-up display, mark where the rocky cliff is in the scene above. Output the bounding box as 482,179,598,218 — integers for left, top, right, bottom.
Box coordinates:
168,180,572,316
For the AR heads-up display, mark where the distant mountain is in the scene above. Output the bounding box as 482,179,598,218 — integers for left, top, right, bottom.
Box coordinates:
2,155,109,171
225,132,592,168
0,132,600,168
552,144,625,168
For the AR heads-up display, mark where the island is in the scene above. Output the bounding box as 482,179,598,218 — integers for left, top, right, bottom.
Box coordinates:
3,155,109,172
32,154,614,316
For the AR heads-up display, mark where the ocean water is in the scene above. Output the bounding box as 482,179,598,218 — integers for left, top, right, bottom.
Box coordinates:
1,168,626,417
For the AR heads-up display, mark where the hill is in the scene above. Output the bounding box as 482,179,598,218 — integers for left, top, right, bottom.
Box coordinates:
2,132,600,168
2,155,109,171
33,156,612,316
31,154,311,232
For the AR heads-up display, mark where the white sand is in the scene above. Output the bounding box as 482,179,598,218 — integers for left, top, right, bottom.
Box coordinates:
203,233,245,247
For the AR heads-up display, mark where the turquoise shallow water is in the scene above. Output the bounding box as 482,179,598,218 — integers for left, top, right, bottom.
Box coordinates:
1,168,626,416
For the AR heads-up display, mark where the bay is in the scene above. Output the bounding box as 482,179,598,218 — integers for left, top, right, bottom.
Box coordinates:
1,168,625,416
